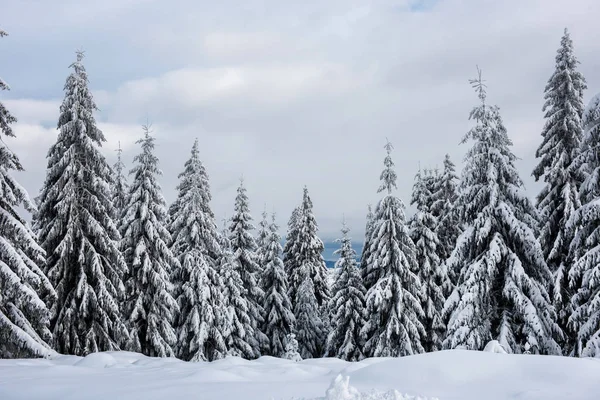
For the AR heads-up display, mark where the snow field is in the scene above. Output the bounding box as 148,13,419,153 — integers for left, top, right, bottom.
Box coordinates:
0,349,599,400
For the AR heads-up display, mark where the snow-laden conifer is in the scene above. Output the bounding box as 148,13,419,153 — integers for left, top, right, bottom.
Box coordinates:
169,139,226,361
360,140,425,357
532,29,587,351
260,213,295,357
287,188,330,309
410,169,447,352
34,51,127,355
567,93,600,357
228,179,267,358
326,220,366,361
220,219,255,358
360,205,376,291
256,207,270,270
283,333,302,361
294,271,325,359
113,142,128,220
120,125,179,357
0,29,55,358
284,205,301,301
431,155,460,270
444,69,562,355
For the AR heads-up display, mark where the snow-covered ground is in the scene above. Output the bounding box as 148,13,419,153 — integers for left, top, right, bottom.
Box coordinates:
0,350,598,400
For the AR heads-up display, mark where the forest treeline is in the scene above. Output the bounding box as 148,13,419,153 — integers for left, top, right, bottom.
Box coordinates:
1,28,600,361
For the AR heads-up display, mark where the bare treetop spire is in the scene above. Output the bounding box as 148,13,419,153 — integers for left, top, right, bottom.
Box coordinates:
384,137,394,155
75,48,85,62
469,65,487,105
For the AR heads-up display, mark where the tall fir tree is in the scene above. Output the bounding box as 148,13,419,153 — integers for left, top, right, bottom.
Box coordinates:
444,69,562,355
256,207,270,271
294,271,325,359
283,205,301,296
360,140,425,357
34,51,127,355
113,142,128,220
567,93,600,357
326,220,366,361
120,125,179,357
431,155,460,273
532,29,587,351
360,204,376,291
169,139,226,361
228,179,267,358
0,29,55,358
220,217,255,358
287,188,330,309
410,169,447,352
260,213,295,357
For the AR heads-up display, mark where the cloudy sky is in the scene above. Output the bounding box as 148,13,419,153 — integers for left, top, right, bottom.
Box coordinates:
2,0,600,247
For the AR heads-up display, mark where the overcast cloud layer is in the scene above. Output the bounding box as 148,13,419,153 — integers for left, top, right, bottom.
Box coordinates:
2,0,600,242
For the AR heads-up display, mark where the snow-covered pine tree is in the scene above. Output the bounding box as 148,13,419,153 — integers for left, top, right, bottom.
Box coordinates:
169,139,226,361
443,69,562,355
294,271,325,359
260,213,295,357
0,29,55,358
431,155,461,271
220,217,255,358
410,169,447,352
34,51,127,355
228,179,267,358
283,205,301,297
532,29,587,351
287,188,330,309
360,140,425,357
567,93,600,357
120,125,179,357
256,207,270,271
113,142,128,220
326,220,366,361
285,187,330,356
168,138,219,296
283,333,302,361
360,204,376,291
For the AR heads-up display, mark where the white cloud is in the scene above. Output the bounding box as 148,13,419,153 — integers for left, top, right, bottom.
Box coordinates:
4,99,60,125
202,32,283,59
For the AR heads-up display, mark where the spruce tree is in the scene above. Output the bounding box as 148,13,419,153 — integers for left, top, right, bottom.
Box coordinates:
169,139,226,361
568,93,600,357
360,204,376,291
410,169,447,352
532,29,587,350
34,51,127,355
283,205,301,297
0,29,55,358
113,142,128,220
220,219,255,358
283,333,302,361
287,188,330,309
120,125,179,357
294,272,325,359
443,69,562,355
256,207,270,271
360,140,425,357
228,179,267,358
431,155,460,270
261,213,295,357
285,187,330,356
326,220,366,361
